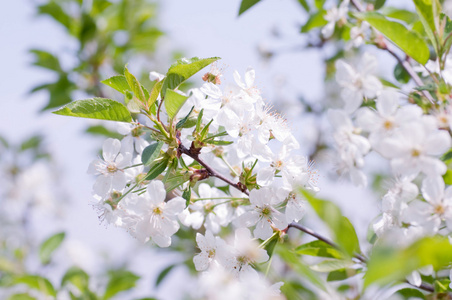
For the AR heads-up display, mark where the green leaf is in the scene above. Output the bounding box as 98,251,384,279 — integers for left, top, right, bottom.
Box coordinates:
161,57,220,97
148,79,163,109
238,0,261,16
8,294,36,300
101,76,130,95
141,142,164,166
30,49,61,72
412,0,437,52
434,278,451,293
327,269,358,281
297,0,310,12
443,169,452,185
124,67,146,104
277,247,327,292
176,106,195,129
441,148,452,164
20,135,43,152
396,288,426,299
359,12,430,64
380,78,400,89
37,1,72,30
394,63,411,84
310,259,354,272
103,270,140,300
364,236,452,289
13,275,56,297
155,265,176,287
301,190,360,257
374,0,386,10
182,187,191,207
32,74,75,111
261,232,279,259
53,98,132,123
301,11,327,33
86,125,123,139
295,240,344,259
79,13,97,46
145,157,169,181
280,281,315,300
61,267,89,292
164,89,189,120
39,232,65,265
206,140,233,146
380,7,419,24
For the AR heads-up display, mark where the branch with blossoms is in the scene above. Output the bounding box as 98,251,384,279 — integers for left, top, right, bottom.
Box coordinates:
53,0,452,291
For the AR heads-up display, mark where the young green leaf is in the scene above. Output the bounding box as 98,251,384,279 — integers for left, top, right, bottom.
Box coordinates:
310,259,354,273
53,98,132,123
295,240,344,259
101,75,130,95
364,236,452,289
412,0,437,53
141,142,164,166
164,89,189,120
182,187,191,207
124,67,146,104
85,125,123,139
300,190,360,257
103,270,140,300
13,275,56,297
327,269,358,281
176,106,195,129
359,12,430,64
238,0,261,16
61,267,89,292
39,232,65,265
145,157,169,181
161,57,220,97
277,246,328,292
155,264,176,287
301,11,327,33
148,79,164,109
29,49,62,72
7,293,36,300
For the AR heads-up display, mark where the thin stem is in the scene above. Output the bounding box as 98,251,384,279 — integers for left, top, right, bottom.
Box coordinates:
287,223,346,255
220,156,240,177
123,163,144,170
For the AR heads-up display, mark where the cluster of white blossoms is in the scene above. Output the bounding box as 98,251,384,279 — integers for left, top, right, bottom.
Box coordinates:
321,0,452,288
87,65,319,297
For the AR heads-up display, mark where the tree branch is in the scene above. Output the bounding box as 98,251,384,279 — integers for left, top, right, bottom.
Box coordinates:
178,143,249,196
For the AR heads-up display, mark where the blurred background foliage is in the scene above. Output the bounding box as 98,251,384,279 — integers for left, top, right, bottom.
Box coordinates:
0,0,173,299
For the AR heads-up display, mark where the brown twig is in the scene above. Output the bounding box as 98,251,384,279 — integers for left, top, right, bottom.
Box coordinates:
178,143,249,196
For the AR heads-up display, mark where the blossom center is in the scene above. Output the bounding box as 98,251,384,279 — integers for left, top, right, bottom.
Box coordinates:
411,148,422,157
271,160,283,170
434,204,446,216
153,207,163,215
383,119,394,130
208,249,216,258
260,206,271,217
107,163,117,173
